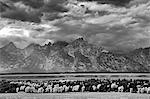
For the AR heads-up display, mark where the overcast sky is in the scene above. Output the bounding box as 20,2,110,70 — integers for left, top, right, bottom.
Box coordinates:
0,0,150,52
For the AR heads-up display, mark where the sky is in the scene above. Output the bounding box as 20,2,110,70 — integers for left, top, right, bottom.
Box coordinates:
0,0,150,52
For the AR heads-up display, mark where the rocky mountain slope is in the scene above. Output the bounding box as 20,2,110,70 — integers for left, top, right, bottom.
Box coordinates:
0,38,149,73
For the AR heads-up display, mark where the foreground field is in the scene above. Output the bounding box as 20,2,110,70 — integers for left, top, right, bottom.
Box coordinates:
0,73,150,80
0,92,150,99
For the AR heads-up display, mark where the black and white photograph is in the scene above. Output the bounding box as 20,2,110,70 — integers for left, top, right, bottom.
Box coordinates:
0,0,150,98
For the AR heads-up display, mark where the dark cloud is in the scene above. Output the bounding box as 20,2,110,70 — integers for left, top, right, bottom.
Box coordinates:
11,0,44,8
34,20,131,51
0,0,150,52
128,0,150,6
79,0,132,6
0,1,12,12
0,0,68,23
41,0,68,13
3,0,44,10
1,0,131,23
98,0,131,7
1,9,41,23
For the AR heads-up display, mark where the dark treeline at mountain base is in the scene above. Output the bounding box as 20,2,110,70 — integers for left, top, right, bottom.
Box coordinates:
0,38,150,73
0,78,150,93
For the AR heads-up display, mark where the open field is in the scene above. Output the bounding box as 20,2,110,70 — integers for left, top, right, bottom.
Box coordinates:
0,73,150,80
0,92,150,99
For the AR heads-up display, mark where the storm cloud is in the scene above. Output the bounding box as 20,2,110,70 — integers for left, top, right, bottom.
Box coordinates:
0,0,150,52
0,0,68,22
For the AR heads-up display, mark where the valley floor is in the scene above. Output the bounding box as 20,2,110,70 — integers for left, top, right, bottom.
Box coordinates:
0,92,150,99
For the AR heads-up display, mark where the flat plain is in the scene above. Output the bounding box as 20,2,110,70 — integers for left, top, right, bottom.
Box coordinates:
0,73,150,80
0,92,150,99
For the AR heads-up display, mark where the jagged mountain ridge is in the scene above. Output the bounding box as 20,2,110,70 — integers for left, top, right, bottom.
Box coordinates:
0,38,149,73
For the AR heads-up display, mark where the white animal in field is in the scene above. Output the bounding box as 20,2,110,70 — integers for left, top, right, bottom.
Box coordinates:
118,86,124,92
38,87,44,93
72,85,80,92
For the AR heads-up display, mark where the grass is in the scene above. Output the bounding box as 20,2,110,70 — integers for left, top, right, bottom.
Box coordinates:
0,92,150,99
0,73,150,80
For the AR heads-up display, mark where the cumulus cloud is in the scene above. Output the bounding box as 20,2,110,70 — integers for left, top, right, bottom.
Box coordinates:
0,18,60,48
0,0,150,52
0,26,30,38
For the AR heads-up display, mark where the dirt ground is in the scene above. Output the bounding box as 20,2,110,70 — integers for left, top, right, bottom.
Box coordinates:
0,92,149,99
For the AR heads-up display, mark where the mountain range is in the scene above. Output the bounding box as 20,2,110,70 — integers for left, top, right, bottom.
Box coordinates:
0,38,149,73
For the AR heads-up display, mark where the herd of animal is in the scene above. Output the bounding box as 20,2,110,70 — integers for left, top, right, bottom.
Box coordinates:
0,78,150,94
